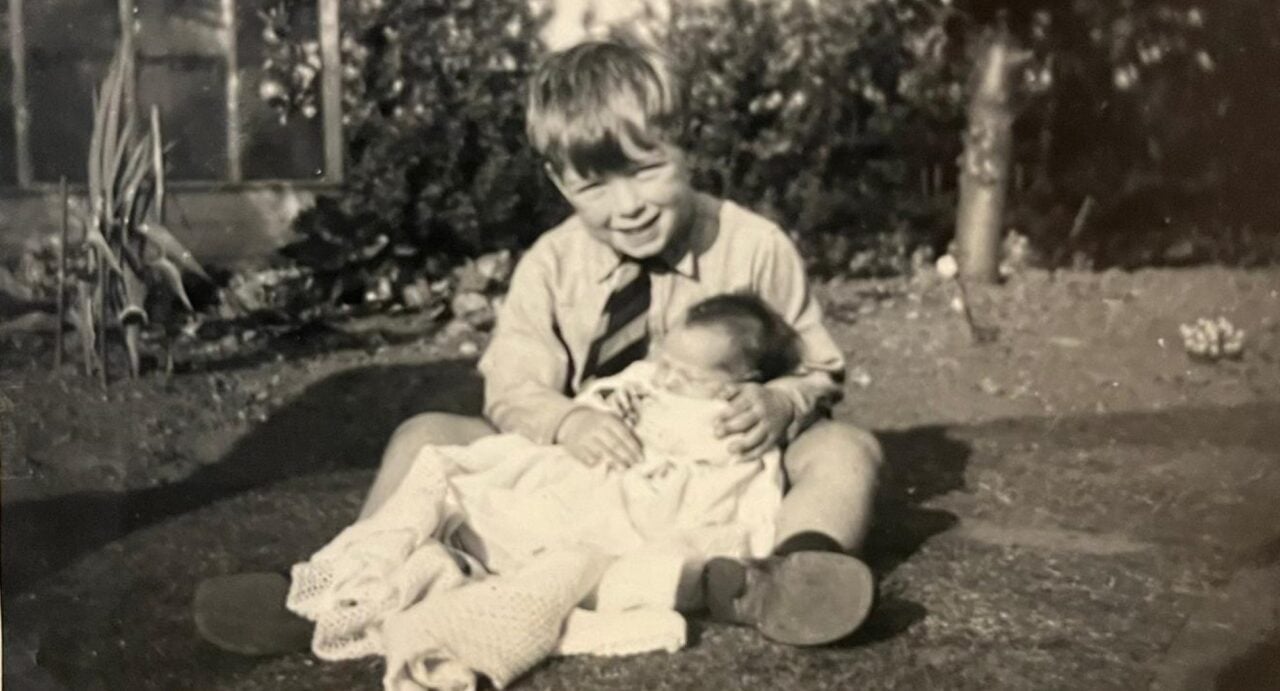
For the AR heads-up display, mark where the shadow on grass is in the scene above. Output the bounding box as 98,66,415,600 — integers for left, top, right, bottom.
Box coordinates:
835,425,972,643
2,359,484,595
1215,630,1280,691
866,425,971,574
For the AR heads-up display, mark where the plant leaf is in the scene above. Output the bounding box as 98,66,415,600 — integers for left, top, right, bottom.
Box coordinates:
84,221,124,276
100,50,124,219
88,86,105,215
118,132,154,220
149,256,193,310
120,263,149,321
137,222,208,280
150,106,166,221
109,123,139,216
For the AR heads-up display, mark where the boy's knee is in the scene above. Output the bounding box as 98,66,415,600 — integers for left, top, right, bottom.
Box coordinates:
786,420,883,483
390,412,492,451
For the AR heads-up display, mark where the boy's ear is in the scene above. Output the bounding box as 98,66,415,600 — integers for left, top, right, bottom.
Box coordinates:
544,162,569,197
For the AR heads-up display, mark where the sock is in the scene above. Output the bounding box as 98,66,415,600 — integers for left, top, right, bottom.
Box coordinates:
772,531,845,557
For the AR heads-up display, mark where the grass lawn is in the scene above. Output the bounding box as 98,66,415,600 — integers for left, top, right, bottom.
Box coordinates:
3,266,1279,690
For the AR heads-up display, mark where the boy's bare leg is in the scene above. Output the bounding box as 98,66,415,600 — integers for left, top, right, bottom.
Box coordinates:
359,412,495,519
775,419,882,554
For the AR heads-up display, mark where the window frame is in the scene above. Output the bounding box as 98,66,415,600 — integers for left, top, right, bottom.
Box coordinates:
3,0,342,192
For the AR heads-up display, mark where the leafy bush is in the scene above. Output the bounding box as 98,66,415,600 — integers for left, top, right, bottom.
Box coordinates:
275,0,565,306
660,0,966,276
266,0,1275,306
972,0,1280,267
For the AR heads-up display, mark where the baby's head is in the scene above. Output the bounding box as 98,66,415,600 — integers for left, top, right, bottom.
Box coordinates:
651,293,801,398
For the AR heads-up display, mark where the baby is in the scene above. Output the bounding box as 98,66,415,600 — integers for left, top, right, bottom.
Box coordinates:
448,292,801,585
578,292,801,473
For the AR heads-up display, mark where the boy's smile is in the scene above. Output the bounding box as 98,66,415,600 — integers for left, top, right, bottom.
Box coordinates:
550,141,696,260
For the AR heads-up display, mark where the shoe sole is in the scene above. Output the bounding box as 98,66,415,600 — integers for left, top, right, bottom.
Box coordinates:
193,572,313,656
751,552,875,647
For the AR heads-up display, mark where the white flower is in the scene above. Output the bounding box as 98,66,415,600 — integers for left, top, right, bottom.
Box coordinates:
935,254,959,279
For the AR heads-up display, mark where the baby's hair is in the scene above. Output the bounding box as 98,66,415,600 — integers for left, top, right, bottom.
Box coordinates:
684,293,801,382
526,40,685,177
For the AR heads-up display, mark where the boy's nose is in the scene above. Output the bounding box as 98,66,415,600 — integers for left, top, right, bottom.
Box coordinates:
608,180,645,219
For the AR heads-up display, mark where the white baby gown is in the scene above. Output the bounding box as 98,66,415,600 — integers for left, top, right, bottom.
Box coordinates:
443,360,784,602
285,362,784,690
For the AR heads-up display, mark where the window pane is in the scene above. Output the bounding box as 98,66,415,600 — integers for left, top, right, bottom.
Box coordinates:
137,57,228,180
135,0,225,58
1,0,16,185
134,0,228,181
236,0,324,180
26,0,117,55
29,57,108,183
26,0,118,183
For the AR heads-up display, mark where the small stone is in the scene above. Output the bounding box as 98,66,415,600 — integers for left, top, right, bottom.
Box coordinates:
458,341,479,357
849,366,872,389
978,377,1002,396
451,291,495,330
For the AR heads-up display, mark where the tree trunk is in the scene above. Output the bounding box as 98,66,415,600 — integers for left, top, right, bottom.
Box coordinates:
955,32,1022,283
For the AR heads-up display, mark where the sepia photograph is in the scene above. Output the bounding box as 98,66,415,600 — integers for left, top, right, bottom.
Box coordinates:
1,0,1278,689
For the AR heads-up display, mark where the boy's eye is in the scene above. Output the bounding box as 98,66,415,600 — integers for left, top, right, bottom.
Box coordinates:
634,163,667,179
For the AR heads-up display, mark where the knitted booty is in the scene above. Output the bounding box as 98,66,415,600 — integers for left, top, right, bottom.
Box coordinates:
381,548,608,690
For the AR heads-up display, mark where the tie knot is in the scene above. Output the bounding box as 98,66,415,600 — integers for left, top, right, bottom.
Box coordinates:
628,256,670,275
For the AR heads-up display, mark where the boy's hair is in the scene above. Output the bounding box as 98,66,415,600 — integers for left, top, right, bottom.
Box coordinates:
526,40,685,177
684,293,801,382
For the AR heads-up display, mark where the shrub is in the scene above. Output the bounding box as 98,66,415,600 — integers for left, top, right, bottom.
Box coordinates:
273,0,565,306
266,0,1276,308
660,0,966,276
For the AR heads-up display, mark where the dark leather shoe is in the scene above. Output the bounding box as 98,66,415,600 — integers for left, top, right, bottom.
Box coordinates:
704,551,875,646
193,572,313,656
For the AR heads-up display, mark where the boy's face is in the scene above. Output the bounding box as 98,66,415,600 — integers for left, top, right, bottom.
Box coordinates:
549,141,697,260
651,324,755,398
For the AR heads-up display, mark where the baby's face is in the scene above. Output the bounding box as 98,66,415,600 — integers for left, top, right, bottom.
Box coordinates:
650,324,754,398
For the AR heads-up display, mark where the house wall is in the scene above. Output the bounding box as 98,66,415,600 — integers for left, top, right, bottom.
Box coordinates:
0,186,315,268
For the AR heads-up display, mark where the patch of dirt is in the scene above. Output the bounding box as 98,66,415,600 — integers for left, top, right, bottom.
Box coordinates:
824,266,1280,430
2,266,1278,690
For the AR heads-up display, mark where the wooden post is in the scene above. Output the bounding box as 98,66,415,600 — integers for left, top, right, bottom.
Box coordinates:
9,0,32,186
319,0,343,182
117,0,136,116
222,0,242,182
954,30,1026,283
56,177,68,370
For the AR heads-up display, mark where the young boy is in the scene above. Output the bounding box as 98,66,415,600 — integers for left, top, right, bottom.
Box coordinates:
198,39,881,654
369,40,882,644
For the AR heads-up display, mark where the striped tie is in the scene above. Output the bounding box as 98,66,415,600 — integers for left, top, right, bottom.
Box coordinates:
580,259,658,383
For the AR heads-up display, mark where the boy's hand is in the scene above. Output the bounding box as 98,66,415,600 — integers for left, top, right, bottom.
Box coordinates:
555,407,644,470
714,383,795,460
